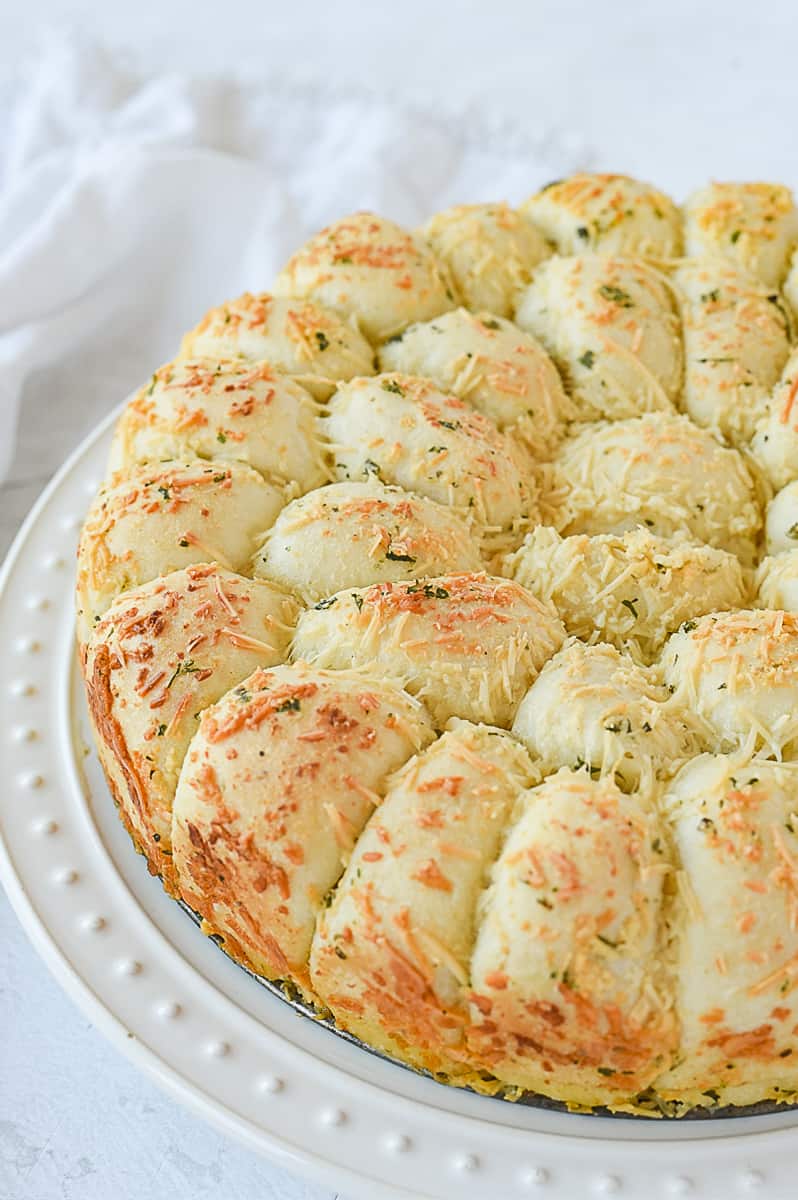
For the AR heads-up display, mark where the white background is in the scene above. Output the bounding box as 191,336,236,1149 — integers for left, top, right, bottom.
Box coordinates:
3,3,798,1198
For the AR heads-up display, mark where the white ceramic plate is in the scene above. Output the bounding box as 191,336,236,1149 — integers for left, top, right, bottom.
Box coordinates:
2,408,798,1200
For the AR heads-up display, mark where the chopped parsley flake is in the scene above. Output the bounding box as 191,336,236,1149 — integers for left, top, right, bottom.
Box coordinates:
598,284,634,307
381,379,406,396
276,697,301,713
314,330,329,351
166,659,200,688
578,350,596,369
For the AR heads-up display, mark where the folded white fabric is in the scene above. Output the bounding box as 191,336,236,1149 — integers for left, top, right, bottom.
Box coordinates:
0,35,589,483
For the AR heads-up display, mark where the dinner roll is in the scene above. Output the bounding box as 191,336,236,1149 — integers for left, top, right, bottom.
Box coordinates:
766,481,798,555
661,610,798,757
254,481,481,603
292,573,565,727
377,308,574,459
674,259,790,444
514,255,682,421
469,769,674,1105
512,639,700,787
550,415,762,564
520,173,683,258
504,526,748,664
324,374,535,531
310,722,535,1076
658,754,798,1107
108,358,327,492
178,292,375,400
751,346,798,489
273,212,456,343
172,663,434,991
684,182,798,287
420,202,551,317
756,551,798,611
76,462,284,644
83,565,298,884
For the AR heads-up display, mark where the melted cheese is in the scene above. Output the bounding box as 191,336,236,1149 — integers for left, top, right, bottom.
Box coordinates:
520,173,682,258
659,754,798,1107
76,461,284,643
83,565,298,883
420,203,551,317
254,481,482,603
310,721,535,1076
550,414,762,564
178,292,375,400
172,663,434,992
514,255,682,421
512,639,701,787
292,573,565,726
504,526,747,665
674,258,790,445
751,346,798,489
273,212,456,343
469,769,675,1106
684,183,798,287
108,358,328,492
661,610,798,758
324,373,536,532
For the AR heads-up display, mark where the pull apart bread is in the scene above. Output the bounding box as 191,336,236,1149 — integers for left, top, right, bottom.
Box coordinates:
78,176,798,1114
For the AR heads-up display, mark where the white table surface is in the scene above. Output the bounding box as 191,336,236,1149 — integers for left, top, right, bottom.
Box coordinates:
3,3,798,1197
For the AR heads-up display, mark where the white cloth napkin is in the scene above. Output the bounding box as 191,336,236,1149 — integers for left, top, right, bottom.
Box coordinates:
0,35,591,484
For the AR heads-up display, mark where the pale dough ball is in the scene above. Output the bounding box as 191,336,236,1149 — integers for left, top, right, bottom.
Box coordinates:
377,308,574,459
83,564,298,883
751,346,798,489
76,461,285,644
324,374,535,531
550,415,762,564
178,292,375,400
254,481,482,603
273,211,456,343
520,173,683,258
310,721,535,1077
292,572,565,727
108,358,328,492
172,663,434,991
514,255,682,421
504,526,748,664
660,609,798,757
766,480,798,555
420,202,551,318
785,246,798,323
468,769,674,1105
512,639,700,787
674,259,790,445
658,754,798,1107
684,182,798,287
756,550,798,610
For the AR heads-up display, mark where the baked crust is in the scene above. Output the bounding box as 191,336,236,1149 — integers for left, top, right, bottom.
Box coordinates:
77,183,798,1114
